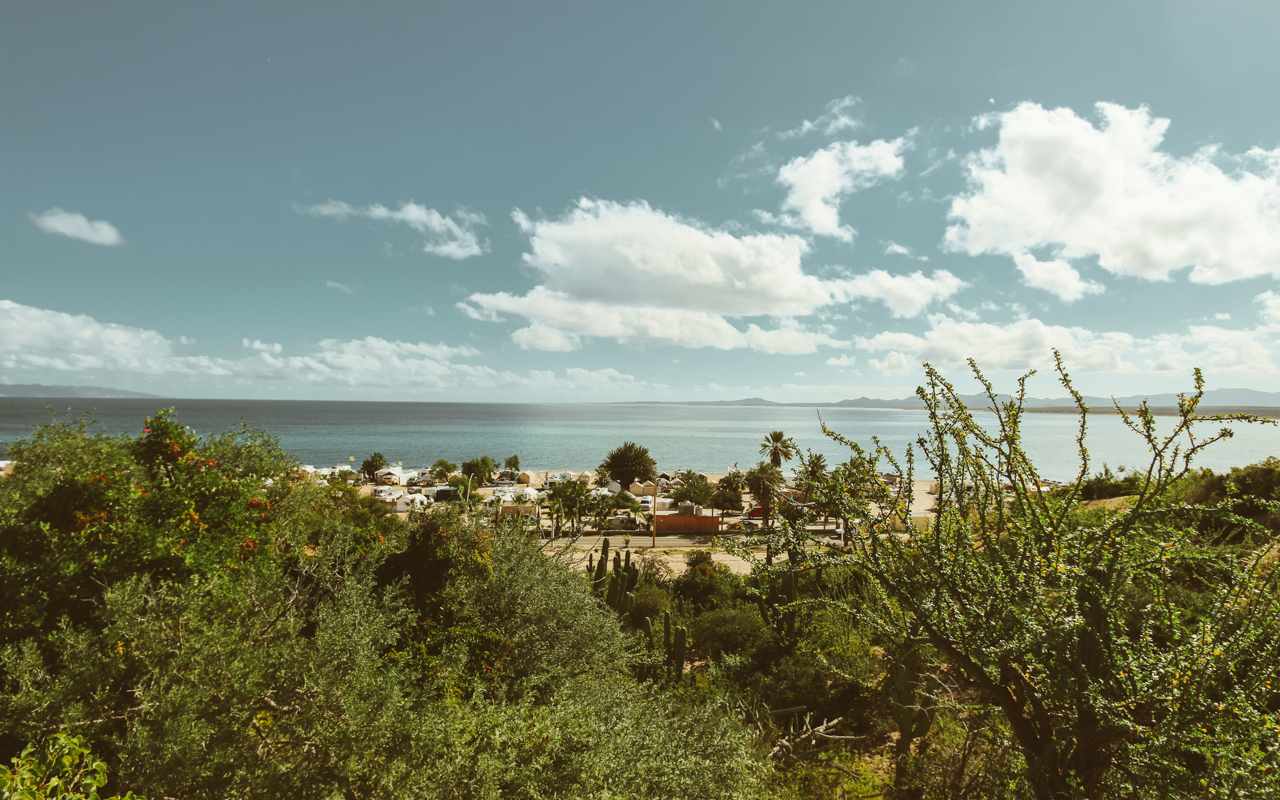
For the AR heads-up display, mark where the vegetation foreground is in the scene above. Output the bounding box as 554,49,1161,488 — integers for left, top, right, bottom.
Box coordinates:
2,358,1279,799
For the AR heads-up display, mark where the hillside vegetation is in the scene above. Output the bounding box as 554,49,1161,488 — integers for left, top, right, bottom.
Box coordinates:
2,359,1279,799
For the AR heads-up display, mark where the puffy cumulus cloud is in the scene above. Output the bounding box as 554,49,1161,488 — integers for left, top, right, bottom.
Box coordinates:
946,102,1280,293
297,200,486,259
742,320,847,355
0,299,194,374
507,200,826,317
858,314,1280,377
1011,253,1104,302
778,95,863,139
30,208,124,246
840,270,966,318
466,200,960,353
0,299,658,398
1258,291,1280,324
243,339,283,354
858,315,1135,373
825,354,856,367
475,287,843,353
774,137,909,240
1139,326,1278,377
869,351,914,376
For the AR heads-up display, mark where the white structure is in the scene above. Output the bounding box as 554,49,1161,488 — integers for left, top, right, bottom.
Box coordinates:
376,466,417,485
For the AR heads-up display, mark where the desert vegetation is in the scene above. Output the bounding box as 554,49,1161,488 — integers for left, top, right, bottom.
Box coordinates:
3,358,1279,799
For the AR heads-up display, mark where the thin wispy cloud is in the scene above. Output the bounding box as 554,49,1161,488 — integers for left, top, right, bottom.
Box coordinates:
30,208,125,246
778,95,862,139
326,280,354,294
298,200,487,259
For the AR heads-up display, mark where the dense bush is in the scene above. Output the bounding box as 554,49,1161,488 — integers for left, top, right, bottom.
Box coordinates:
0,411,776,800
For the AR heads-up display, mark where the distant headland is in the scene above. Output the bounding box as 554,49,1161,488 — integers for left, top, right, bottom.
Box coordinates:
0,383,164,399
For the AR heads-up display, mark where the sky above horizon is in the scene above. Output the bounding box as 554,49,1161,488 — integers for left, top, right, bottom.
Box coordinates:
4,1,1280,403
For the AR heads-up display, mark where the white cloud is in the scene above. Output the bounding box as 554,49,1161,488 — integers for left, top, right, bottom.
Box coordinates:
775,137,909,240
511,322,580,352
326,280,354,294
456,302,505,323
500,200,826,316
826,354,857,367
0,298,670,397
946,102,1280,289
1258,291,1280,324
0,299,181,373
869,351,914,376
243,339,283,354
30,208,124,246
779,95,862,139
883,241,912,257
465,199,944,352
711,118,722,131
857,313,1280,377
298,200,486,259
839,270,966,318
858,315,1135,372
1011,253,1104,302
743,320,847,355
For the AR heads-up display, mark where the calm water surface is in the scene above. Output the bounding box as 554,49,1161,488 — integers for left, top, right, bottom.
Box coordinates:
1,398,1277,482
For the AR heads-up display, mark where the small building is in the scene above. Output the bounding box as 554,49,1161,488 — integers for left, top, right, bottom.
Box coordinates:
376,466,416,486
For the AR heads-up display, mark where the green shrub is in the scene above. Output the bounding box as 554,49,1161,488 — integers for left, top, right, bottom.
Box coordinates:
690,604,774,662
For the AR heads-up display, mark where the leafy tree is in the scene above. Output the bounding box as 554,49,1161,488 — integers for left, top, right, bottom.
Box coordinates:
1,733,141,799
429,458,457,483
461,456,498,484
597,442,657,488
0,413,772,800
811,356,1280,799
794,451,833,528
1184,456,1280,542
717,470,747,493
744,461,784,528
361,451,388,480
504,454,520,473
671,478,713,507
759,431,797,469
1077,462,1145,501
711,487,744,516
548,480,590,533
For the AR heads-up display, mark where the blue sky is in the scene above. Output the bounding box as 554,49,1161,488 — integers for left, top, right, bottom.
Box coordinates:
4,1,1280,402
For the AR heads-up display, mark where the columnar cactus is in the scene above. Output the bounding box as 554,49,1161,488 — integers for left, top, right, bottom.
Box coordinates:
671,625,687,681
593,538,610,594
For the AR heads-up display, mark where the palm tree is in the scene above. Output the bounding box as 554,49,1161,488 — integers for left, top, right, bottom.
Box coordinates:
597,441,657,488
759,431,797,469
795,451,829,529
744,461,784,529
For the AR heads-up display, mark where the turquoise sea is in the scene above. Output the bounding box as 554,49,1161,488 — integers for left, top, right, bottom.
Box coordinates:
1,398,1277,482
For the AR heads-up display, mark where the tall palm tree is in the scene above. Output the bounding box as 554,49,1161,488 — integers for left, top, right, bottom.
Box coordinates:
745,461,784,529
759,431,797,469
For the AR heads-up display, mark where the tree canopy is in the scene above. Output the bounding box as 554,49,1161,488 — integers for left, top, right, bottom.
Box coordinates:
759,431,796,469
360,451,388,480
597,441,657,488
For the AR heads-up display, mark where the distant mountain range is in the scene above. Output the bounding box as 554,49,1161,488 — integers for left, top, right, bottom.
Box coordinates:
632,388,1280,411
0,383,163,399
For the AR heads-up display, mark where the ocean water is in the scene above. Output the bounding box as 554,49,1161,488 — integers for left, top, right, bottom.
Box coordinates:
1,398,1277,482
